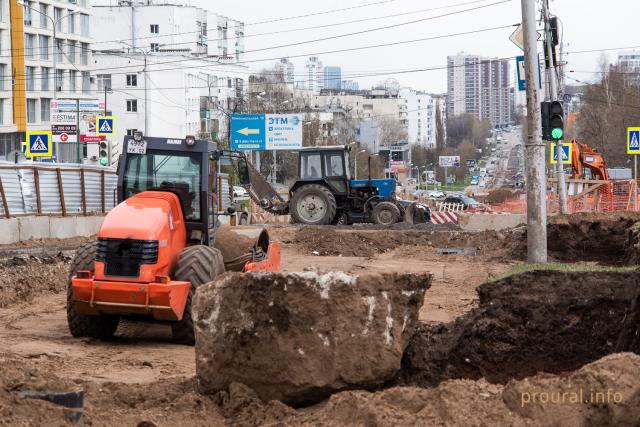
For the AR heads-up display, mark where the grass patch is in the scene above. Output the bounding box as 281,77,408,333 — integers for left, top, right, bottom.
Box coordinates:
493,263,640,282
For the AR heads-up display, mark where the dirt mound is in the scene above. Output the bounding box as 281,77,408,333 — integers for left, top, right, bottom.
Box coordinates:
483,188,521,204
400,270,640,387
286,227,520,258
0,254,70,308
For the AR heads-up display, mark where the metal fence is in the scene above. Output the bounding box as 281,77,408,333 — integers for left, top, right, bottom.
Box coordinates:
0,162,117,218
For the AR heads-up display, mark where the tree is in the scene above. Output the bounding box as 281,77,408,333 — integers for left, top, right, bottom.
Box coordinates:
378,116,408,145
446,113,491,149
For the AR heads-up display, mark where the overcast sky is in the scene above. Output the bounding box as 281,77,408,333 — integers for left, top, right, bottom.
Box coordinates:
188,0,640,93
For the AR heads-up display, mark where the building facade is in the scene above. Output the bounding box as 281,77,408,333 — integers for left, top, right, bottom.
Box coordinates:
618,51,640,86
323,66,341,91
302,56,323,95
341,79,359,91
447,53,511,128
0,0,94,161
275,57,294,85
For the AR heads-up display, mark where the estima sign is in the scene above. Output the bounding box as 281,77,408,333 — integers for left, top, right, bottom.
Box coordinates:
439,156,460,167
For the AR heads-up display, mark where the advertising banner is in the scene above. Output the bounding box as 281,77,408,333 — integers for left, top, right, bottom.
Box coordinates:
51,99,106,143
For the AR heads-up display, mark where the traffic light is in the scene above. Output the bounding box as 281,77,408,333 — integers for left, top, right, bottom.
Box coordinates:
541,101,564,141
99,140,119,166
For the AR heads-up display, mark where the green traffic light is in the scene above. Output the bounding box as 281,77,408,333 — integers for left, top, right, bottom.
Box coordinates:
551,128,563,140
100,158,108,166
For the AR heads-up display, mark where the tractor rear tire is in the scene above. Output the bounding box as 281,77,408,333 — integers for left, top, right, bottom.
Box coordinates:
172,245,225,345
66,242,120,340
290,184,337,225
371,201,401,226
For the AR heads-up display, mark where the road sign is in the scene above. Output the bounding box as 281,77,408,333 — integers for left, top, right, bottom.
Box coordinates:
550,142,571,165
96,116,115,136
60,133,69,142
509,25,525,50
627,127,640,154
516,56,542,91
231,114,303,150
26,131,52,158
439,156,460,167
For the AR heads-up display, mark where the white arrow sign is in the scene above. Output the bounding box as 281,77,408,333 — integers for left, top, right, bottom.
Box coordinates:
237,127,260,136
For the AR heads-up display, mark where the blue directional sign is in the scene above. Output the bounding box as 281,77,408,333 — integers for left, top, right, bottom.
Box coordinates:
231,114,303,150
96,116,115,136
516,55,542,91
231,114,266,150
26,130,52,158
627,127,640,155
550,142,571,165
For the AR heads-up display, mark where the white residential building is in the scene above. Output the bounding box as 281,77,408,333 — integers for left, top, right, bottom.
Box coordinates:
303,56,323,95
275,57,294,85
398,89,437,148
0,0,94,161
618,51,640,86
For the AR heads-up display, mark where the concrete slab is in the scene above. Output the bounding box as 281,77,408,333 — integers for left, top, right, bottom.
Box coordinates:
49,216,79,239
0,218,20,244
74,216,103,237
18,216,50,241
458,213,526,231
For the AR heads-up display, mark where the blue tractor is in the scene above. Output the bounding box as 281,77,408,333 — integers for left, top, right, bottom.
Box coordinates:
283,145,429,225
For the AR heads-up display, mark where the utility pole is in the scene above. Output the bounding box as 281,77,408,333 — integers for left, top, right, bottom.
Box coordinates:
543,0,567,214
521,0,547,263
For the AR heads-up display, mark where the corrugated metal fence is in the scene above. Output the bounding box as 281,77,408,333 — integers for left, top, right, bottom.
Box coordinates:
0,162,117,218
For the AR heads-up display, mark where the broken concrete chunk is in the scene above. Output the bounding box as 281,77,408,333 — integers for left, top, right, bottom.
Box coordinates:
193,271,431,406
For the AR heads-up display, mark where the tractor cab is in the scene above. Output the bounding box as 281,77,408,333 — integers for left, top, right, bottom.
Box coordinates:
117,133,250,246
295,145,352,195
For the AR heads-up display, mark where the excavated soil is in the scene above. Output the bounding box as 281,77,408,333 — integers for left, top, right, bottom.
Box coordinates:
400,270,640,387
0,254,70,308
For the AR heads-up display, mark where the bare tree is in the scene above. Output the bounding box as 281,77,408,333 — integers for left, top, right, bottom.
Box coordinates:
377,116,408,146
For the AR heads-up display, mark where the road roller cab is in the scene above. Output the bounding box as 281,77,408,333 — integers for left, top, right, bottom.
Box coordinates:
68,133,280,344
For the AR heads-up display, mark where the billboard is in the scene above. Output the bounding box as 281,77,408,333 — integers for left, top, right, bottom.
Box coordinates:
51,99,106,143
439,156,460,167
231,113,303,150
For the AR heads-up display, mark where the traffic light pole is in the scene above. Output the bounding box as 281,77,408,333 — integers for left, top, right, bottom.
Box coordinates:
543,0,568,215
521,0,547,263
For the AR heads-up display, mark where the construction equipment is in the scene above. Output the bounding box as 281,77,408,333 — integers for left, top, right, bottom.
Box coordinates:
569,140,610,181
67,133,280,344
253,145,429,225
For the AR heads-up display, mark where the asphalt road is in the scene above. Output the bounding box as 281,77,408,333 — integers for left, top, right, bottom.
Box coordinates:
466,127,522,194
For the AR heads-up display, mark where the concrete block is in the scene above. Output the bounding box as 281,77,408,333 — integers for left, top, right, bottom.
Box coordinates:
18,216,51,241
49,216,79,239
74,216,104,237
458,213,526,231
0,218,20,244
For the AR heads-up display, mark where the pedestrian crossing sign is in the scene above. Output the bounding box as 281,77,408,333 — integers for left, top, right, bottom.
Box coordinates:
25,130,52,158
627,127,640,154
96,116,115,136
550,142,571,165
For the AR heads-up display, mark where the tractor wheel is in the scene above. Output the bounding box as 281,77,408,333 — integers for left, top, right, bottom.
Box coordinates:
290,184,337,225
172,245,225,345
371,201,401,226
66,242,120,340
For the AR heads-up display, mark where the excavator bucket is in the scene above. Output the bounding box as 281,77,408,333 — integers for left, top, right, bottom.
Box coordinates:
214,225,281,272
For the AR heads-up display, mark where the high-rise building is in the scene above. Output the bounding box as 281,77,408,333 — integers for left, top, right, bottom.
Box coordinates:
0,0,94,161
341,80,359,91
304,56,324,95
323,66,341,91
618,51,640,86
276,58,295,85
91,1,247,148
398,89,442,148
447,53,511,128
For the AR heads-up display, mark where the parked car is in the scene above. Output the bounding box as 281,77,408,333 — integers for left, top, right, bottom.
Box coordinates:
427,190,445,200
233,185,249,198
443,194,487,211
470,176,479,186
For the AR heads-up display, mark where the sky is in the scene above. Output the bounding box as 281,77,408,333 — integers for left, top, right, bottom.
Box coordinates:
188,0,640,94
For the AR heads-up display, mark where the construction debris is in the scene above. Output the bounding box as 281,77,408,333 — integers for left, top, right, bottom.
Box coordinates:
193,271,431,405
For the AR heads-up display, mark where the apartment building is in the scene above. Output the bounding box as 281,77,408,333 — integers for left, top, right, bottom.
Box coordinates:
0,0,93,161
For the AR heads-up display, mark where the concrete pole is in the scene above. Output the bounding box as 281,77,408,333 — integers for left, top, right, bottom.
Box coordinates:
521,0,547,263
543,0,568,214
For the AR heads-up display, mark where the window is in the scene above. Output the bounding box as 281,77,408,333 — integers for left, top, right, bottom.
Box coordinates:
39,3,48,28
123,151,202,221
55,38,64,62
150,43,159,52
126,129,138,136
300,153,322,179
324,153,344,177
80,14,89,37
80,42,88,65
67,40,76,63
69,70,77,92
126,74,137,87
39,35,49,59
24,34,35,58
97,74,112,90
82,71,90,93
150,24,159,34
23,1,32,26
55,69,64,92
54,8,63,32
126,99,138,112
40,98,50,122
26,67,35,91
68,11,75,34
26,99,36,123
41,67,50,91
0,99,4,125
0,64,5,91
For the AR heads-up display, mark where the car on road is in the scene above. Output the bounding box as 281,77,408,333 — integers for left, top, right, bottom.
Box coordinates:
470,176,479,185
427,190,445,200
233,185,249,198
443,194,487,211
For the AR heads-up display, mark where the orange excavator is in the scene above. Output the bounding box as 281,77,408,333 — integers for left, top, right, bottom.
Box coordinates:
68,133,280,344
568,140,610,181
